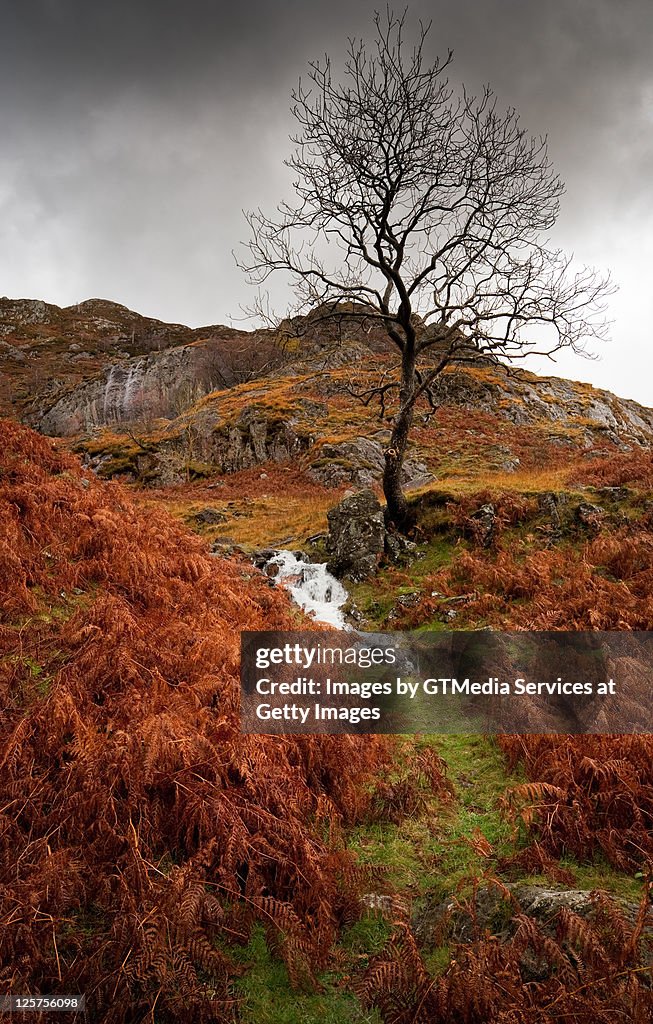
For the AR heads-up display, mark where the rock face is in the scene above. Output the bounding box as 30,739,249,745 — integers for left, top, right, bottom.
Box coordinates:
538,492,563,537
39,345,224,436
0,295,293,429
130,425,430,490
326,489,386,580
206,409,311,474
0,298,59,330
86,405,316,486
37,335,296,438
470,503,497,547
172,407,310,480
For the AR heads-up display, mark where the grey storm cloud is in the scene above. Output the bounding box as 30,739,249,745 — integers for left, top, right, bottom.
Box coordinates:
1,0,652,400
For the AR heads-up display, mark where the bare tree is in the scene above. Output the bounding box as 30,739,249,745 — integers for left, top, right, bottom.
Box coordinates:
239,9,613,529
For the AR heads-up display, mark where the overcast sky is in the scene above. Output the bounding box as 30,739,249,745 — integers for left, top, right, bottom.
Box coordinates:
1,1,652,404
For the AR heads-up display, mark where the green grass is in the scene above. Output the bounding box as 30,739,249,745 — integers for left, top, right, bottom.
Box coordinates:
346,735,520,965
532,857,647,903
225,729,651,1022
347,535,457,629
232,927,382,1024
401,736,521,912
230,734,520,1020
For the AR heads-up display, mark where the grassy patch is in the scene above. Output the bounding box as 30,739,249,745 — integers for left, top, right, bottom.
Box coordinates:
418,735,519,896
232,927,382,1024
348,736,518,911
348,535,458,629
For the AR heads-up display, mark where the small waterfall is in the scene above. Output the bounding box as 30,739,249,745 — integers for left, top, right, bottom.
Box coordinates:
265,551,350,629
101,360,146,421
102,364,121,421
122,361,142,416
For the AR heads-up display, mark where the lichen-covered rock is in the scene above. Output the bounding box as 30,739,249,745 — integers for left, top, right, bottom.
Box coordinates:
210,410,310,473
413,882,652,951
0,298,56,329
309,436,431,489
538,491,564,539
471,503,497,547
326,488,386,580
576,502,606,528
384,530,417,563
193,508,227,525
430,365,653,446
0,339,26,361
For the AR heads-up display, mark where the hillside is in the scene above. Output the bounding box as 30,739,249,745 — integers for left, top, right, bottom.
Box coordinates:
2,420,653,1022
4,297,653,471
0,297,291,430
2,298,653,1022
72,359,653,495
0,419,404,1020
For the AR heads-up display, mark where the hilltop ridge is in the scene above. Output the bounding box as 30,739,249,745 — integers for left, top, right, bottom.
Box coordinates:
2,296,652,475
1,296,401,430
0,295,283,428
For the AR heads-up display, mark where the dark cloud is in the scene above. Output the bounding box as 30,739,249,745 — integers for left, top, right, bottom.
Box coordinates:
1,0,652,401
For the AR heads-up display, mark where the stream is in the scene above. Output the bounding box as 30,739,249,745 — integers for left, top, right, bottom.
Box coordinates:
264,550,350,629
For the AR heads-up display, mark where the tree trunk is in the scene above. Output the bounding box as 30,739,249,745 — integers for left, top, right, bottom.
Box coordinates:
383,351,416,530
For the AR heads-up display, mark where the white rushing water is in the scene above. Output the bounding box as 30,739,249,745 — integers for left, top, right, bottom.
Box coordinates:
102,359,146,421
265,550,350,629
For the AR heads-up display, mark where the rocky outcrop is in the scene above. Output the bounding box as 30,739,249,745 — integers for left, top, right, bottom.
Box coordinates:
192,507,227,525
37,335,293,437
4,295,653,461
91,405,316,486
308,436,432,489
576,501,606,528
181,405,311,474
0,297,60,331
0,296,197,361
0,295,292,427
431,365,653,446
326,489,386,580
207,409,311,474
538,492,563,537
469,503,497,547
0,339,26,362
38,346,222,436
6,295,653,506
